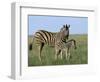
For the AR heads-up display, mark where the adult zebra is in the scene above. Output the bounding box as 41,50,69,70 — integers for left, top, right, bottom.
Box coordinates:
29,24,70,61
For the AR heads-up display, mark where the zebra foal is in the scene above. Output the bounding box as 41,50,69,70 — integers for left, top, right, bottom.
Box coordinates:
56,39,77,60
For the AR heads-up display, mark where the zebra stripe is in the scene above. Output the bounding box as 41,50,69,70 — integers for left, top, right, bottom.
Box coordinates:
57,39,77,50
44,31,51,45
33,30,55,46
37,31,46,42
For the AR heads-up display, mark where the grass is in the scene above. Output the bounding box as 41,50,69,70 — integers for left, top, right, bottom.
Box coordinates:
28,34,88,66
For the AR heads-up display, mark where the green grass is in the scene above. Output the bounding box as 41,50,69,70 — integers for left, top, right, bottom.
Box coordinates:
28,34,88,66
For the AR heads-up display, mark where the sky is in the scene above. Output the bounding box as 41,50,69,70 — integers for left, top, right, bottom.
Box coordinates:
28,15,88,35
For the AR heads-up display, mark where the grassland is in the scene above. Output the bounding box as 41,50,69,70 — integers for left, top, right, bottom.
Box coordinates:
28,34,88,66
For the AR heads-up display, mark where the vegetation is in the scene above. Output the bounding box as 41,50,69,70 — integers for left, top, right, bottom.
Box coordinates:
28,34,88,66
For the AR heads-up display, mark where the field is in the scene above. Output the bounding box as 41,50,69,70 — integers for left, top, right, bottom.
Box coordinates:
28,34,88,66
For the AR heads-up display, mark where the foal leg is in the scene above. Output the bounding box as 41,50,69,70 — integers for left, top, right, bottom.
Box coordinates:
67,48,70,60
65,48,68,60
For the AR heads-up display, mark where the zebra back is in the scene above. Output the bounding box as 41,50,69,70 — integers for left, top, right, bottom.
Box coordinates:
33,30,56,46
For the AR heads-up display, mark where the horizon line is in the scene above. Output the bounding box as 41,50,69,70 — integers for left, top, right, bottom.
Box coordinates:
28,33,88,36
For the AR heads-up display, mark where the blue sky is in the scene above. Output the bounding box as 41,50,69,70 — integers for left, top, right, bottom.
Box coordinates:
28,15,88,35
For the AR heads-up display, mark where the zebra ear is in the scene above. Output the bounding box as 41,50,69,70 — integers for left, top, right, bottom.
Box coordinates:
65,24,67,27
68,25,70,28
66,24,70,28
63,25,65,28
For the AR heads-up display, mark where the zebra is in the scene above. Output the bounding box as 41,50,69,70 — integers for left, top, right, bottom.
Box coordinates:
56,39,77,60
29,24,70,61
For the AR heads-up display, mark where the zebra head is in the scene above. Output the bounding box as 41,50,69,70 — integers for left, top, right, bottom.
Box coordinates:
60,24,70,40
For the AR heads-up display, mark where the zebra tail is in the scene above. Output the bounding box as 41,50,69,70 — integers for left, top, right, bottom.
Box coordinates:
29,36,35,50
29,43,32,50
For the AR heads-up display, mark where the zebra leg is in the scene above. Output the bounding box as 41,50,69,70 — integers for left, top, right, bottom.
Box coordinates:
38,43,44,62
55,47,57,60
67,52,70,60
55,49,60,60
65,48,68,60
60,50,63,60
